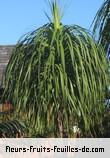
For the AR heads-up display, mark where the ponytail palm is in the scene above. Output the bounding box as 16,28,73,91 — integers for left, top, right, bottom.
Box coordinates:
3,1,108,137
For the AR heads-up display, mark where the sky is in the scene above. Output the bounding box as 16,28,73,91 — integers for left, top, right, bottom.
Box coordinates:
0,0,104,44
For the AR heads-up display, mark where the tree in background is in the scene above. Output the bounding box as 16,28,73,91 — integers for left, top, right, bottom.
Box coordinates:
92,0,110,98
92,0,110,137
2,0,108,137
92,0,110,57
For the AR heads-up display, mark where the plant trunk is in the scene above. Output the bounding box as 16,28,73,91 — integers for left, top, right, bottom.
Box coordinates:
57,111,64,138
